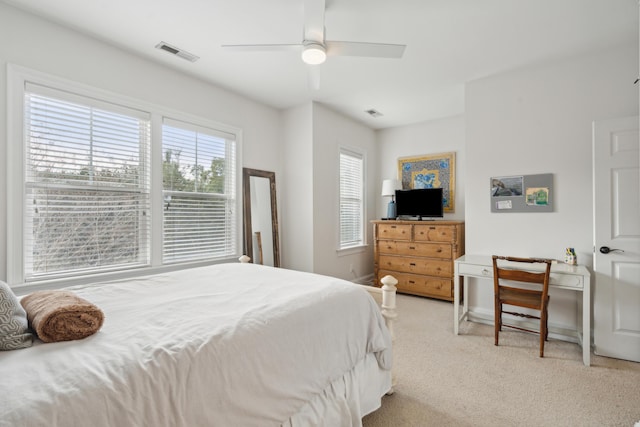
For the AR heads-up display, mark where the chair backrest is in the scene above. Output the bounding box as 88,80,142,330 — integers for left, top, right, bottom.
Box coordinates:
492,255,552,301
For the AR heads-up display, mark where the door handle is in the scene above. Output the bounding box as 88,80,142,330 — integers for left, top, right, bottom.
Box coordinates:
599,246,624,254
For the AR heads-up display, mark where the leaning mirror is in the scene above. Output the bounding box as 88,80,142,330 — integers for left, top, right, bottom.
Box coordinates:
243,168,280,267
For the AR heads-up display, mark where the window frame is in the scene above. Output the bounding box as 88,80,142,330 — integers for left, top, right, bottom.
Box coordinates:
22,83,153,282
161,118,238,264
7,64,243,289
337,146,367,253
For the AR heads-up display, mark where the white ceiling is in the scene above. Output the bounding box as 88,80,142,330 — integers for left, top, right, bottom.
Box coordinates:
4,0,638,129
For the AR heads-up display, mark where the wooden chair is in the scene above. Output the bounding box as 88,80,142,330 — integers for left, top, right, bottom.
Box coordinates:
492,255,552,357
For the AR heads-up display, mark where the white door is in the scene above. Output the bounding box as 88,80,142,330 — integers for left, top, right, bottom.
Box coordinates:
593,115,640,362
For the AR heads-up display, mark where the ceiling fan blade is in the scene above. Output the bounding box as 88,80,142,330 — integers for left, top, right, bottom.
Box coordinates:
221,44,301,52
303,0,325,42
325,41,406,58
307,64,320,91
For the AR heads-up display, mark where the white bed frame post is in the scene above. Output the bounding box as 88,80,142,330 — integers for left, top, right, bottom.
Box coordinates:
379,275,398,341
379,274,398,393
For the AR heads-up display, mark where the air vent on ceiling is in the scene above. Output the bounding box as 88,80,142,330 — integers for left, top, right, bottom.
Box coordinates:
365,109,383,118
155,42,199,62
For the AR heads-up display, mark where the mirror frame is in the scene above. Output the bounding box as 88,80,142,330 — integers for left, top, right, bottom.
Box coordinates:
243,168,280,267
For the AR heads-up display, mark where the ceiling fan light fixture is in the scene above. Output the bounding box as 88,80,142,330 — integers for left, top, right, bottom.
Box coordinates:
302,43,326,65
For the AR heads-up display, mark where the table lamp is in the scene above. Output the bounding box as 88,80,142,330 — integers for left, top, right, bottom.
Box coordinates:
381,179,400,219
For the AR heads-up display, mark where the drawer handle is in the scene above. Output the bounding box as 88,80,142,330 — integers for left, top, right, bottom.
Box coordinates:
409,263,416,266
408,280,415,284
481,268,490,276
429,226,436,229
436,248,442,253
390,225,396,228
409,246,416,250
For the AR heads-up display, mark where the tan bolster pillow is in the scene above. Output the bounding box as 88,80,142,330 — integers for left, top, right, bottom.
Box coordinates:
20,290,104,343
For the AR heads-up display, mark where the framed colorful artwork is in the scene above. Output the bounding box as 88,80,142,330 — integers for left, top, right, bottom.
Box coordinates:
397,152,455,213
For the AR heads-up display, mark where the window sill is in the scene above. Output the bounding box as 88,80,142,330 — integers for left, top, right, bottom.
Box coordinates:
10,256,240,295
336,245,368,257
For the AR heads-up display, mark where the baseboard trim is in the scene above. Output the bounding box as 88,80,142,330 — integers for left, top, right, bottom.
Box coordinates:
352,273,374,286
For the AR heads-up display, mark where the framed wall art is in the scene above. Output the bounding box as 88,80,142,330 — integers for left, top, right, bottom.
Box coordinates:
397,151,455,213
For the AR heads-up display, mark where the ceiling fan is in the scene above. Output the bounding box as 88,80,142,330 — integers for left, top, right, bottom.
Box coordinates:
221,0,406,88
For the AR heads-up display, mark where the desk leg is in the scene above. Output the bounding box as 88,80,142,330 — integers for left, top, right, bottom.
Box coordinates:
463,277,469,316
583,281,591,366
454,268,460,335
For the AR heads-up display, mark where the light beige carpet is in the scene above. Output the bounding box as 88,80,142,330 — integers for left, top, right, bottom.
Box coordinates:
363,294,640,427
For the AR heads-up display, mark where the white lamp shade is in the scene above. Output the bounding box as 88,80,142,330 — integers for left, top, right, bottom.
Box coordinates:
381,179,400,197
301,43,326,65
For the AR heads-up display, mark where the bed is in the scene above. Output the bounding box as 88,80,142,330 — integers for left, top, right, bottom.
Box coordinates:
0,258,398,427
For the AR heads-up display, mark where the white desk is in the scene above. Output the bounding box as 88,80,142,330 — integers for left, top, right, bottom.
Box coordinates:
453,255,591,366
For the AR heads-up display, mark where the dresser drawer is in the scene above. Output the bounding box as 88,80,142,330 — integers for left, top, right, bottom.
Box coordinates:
377,223,412,240
414,224,454,242
395,241,451,259
379,270,452,298
379,255,451,278
376,240,398,255
377,241,451,259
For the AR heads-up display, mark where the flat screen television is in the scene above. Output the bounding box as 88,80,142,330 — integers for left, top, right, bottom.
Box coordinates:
395,188,444,220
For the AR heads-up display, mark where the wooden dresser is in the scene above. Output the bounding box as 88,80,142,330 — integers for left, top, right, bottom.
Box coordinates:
372,220,464,301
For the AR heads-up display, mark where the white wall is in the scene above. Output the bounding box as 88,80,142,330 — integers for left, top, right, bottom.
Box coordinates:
281,103,314,271
465,43,639,328
376,115,466,220
0,4,282,282
311,103,378,281
281,102,377,280
3,2,636,303
374,43,637,333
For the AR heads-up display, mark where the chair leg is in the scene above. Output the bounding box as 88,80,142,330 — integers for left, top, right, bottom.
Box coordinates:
540,309,548,358
544,305,549,341
494,299,500,346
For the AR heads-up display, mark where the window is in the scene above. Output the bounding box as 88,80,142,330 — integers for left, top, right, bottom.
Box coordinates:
339,148,365,249
162,119,237,263
23,84,151,281
8,66,241,285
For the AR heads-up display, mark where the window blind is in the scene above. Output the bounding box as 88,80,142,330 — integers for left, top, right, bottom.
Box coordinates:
24,83,151,280
339,149,364,249
162,119,237,262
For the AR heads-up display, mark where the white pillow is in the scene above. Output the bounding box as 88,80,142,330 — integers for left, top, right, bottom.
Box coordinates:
0,281,33,350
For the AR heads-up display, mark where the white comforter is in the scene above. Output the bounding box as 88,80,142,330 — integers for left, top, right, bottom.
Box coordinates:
0,263,391,427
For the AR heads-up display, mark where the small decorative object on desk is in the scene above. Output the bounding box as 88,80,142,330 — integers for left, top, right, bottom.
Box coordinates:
565,247,577,265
